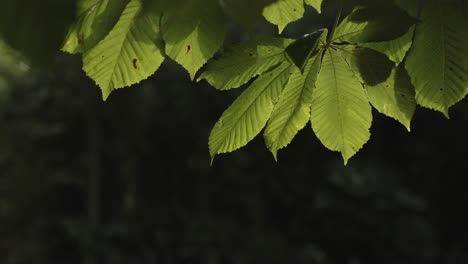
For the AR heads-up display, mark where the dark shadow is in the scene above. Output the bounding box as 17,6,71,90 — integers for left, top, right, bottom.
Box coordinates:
353,47,393,86
0,0,75,66
393,65,416,122
346,4,418,42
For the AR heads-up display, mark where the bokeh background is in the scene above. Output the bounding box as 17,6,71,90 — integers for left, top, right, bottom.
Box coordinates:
2,2,468,264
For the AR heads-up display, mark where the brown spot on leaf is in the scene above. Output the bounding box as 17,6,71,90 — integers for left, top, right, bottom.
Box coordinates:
186,45,192,55
132,58,138,69
77,33,84,45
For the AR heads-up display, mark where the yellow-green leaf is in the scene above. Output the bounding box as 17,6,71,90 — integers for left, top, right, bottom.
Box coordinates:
263,0,305,33
83,0,165,99
311,48,372,164
360,0,418,64
209,62,293,159
163,0,226,79
340,46,415,130
264,52,322,159
405,0,468,116
304,0,322,13
199,38,293,90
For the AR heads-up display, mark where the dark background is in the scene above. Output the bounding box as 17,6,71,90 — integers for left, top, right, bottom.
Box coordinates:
1,2,468,264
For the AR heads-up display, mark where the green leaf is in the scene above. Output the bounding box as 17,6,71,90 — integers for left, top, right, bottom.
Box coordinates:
310,48,372,164
360,0,418,64
262,0,305,33
285,28,326,72
360,27,414,65
340,46,415,130
199,38,293,90
366,67,416,131
209,62,293,160
62,0,128,54
405,0,468,116
264,52,322,159
304,0,322,13
83,0,165,100
339,46,393,86
163,0,226,79
334,4,417,43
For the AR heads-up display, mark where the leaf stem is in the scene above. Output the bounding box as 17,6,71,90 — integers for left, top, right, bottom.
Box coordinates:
327,0,343,45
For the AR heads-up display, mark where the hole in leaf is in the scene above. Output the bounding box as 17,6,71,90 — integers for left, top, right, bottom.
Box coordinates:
132,58,138,69
185,45,192,55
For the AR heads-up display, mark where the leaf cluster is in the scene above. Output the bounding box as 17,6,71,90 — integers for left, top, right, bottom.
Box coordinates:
1,0,468,163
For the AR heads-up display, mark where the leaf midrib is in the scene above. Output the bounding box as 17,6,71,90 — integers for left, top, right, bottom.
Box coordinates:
272,59,317,148
218,64,291,151
226,64,290,131
329,49,345,148
107,1,141,89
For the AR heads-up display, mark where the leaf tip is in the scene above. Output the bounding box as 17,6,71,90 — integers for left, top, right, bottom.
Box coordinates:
404,122,412,132
269,148,279,162
210,156,215,167
277,26,286,35
441,109,450,119
342,155,350,166
196,74,205,83
188,70,198,81
101,89,111,101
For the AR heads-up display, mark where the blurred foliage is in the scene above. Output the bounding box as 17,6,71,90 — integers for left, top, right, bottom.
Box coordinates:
1,52,468,263
0,0,75,66
0,40,30,102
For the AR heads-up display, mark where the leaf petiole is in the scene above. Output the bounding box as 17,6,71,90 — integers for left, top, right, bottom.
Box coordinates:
327,0,343,46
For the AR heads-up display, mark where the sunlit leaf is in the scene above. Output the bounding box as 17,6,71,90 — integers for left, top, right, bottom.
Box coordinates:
163,0,226,79
311,48,372,164
263,0,305,33
340,46,415,130
209,62,293,159
304,0,322,13
199,38,293,90
83,0,165,99
264,52,322,159
360,0,418,64
405,0,468,116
